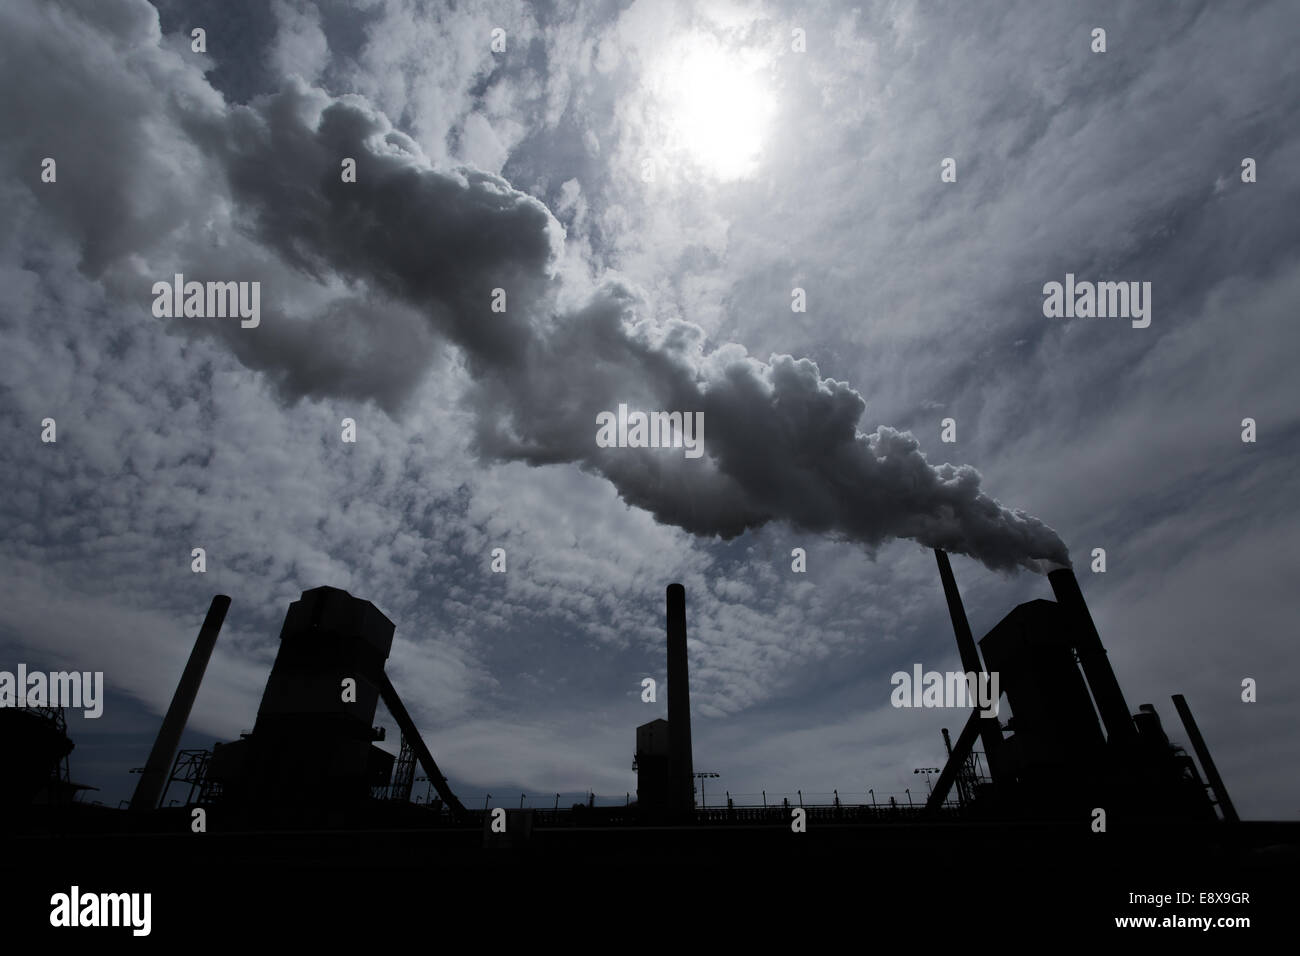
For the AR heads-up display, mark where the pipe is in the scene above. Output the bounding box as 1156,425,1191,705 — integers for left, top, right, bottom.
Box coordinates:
130,595,230,811
1047,567,1137,747
925,709,982,813
934,550,1003,780
1171,694,1238,823
373,670,468,818
666,583,695,814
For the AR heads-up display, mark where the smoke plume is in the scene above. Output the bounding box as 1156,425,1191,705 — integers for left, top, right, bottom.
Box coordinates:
0,2,1068,572
193,81,1066,571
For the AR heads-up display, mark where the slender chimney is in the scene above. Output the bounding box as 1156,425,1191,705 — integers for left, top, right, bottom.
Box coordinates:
1047,567,1136,747
934,550,1003,780
130,595,230,811
935,550,985,678
666,583,694,815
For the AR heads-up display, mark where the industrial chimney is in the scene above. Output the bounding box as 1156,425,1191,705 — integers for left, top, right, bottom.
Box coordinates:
934,550,1003,781
666,583,695,815
1046,567,1136,747
130,594,230,811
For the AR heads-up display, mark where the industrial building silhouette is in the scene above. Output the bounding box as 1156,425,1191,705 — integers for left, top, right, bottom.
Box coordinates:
0,554,1249,825
2,551,1292,933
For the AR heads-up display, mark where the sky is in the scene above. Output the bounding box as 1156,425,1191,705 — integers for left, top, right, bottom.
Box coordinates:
1,0,1297,818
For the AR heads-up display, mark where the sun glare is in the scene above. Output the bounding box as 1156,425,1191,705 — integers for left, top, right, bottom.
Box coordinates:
653,34,775,181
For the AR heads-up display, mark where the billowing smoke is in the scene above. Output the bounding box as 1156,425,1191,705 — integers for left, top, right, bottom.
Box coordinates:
187,82,1065,572
1,0,1067,573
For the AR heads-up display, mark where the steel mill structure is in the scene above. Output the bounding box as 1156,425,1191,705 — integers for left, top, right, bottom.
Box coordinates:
7,553,1292,934
3,559,1241,830
0,558,1249,836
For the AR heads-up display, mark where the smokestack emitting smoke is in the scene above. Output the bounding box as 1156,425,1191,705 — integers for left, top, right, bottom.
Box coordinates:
10,36,1067,572
666,583,695,814
130,594,230,811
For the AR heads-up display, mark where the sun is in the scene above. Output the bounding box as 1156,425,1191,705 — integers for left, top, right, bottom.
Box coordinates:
651,34,776,181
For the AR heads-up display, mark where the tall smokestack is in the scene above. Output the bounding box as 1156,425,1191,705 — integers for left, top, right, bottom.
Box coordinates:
130,594,231,811
1046,568,1136,747
666,583,695,815
934,550,1003,780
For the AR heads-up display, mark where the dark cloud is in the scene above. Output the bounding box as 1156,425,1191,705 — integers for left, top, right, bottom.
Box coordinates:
152,0,280,104
218,294,444,409
206,81,563,375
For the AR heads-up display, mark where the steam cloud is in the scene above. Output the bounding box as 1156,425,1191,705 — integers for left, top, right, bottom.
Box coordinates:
206,83,1065,572
2,1,1068,572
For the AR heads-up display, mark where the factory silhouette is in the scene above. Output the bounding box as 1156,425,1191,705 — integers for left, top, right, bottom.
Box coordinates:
3,550,1293,930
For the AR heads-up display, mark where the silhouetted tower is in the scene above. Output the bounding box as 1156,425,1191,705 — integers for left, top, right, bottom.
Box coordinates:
666,583,695,814
208,587,395,814
935,550,1004,780
927,556,1220,823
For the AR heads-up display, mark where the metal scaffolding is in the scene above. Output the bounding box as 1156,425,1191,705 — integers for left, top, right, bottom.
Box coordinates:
161,749,215,806
390,734,417,803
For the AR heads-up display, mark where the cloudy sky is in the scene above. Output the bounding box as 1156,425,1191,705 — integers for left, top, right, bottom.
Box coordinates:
1,0,1297,818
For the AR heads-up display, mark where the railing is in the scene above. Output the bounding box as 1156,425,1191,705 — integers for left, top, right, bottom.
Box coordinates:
391,792,968,829
441,790,958,811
